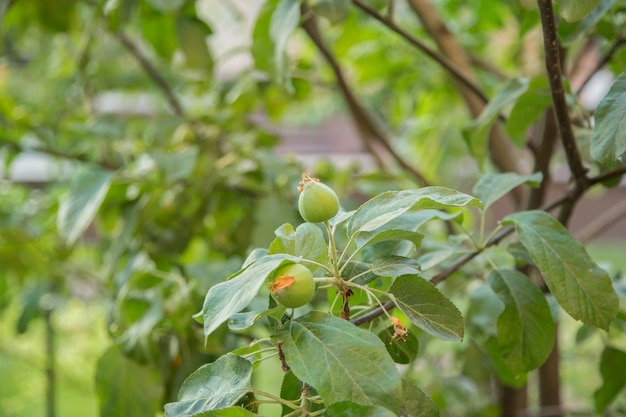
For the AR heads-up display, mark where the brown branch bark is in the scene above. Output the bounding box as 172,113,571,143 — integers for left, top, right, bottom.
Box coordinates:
537,0,588,196
405,0,523,204
351,0,493,111
301,6,430,186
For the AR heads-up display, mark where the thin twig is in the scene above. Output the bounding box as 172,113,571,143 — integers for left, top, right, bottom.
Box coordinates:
301,6,430,186
116,32,185,117
352,0,496,117
537,0,588,194
576,197,626,242
0,139,118,171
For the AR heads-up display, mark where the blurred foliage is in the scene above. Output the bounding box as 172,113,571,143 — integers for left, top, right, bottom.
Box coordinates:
1,0,626,416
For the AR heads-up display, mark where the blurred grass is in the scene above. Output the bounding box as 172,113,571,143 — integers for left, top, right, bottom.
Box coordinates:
0,299,108,417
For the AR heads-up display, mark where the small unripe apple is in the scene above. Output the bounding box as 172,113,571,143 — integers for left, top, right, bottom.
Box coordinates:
297,173,339,223
269,263,315,308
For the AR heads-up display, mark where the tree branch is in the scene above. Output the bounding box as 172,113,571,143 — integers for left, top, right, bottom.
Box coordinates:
0,139,118,171
301,6,430,186
405,0,523,203
351,0,494,115
116,32,185,118
537,0,588,196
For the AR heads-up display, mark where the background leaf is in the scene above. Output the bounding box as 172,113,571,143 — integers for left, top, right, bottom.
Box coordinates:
594,346,626,412
463,78,529,163
348,187,482,237
473,172,542,210
590,71,626,168
503,211,619,329
201,254,297,339
557,0,602,21
95,346,162,417
505,76,552,145
271,312,403,413
57,167,113,245
164,354,252,417
488,269,555,372
389,275,464,341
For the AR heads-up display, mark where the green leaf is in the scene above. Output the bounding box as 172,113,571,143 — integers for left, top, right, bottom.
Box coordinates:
400,380,440,417
269,223,328,266
177,16,213,71
378,325,420,364
356,229,424,250
502,210,619,330
164,354,252,416
594,346,626,412
252,0,299,89
557,0,601,21
389,275,464,341
590,72,626,168
505,77,552,145
201,254,298,339
311,0,351,24
484,337,528,388
371,256,421,277
348,187,482,237
488,270,555,372
95,346,162,417
271,312,403,413
463,78,529,164
325,402,397,417
57,167,114,245
228,307,286,331
473,172,542,210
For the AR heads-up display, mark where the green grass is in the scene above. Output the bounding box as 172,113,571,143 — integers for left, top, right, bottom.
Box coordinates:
0,299,108,417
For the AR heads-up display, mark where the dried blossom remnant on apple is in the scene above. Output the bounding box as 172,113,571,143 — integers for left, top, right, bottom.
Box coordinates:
269,263,316,309
297,172,340,223
390,317,409,342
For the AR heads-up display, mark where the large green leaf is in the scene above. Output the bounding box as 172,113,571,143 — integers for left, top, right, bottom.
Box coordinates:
594,346,626,412
95,346,162,417
562,0,617,43
590,72,626,168
57,167,114,245
488,270,555,372
400,380,440,417
269,223,328,267
271,312,403,412
325,401,397,417
356,229,424,250
201,254,298,339
463,78,529,163
557,0,602,21
473,172,542,210
164,354,252,416
347,187,482,237
502,211,619,329
389,275,464,341
371,256,421,277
